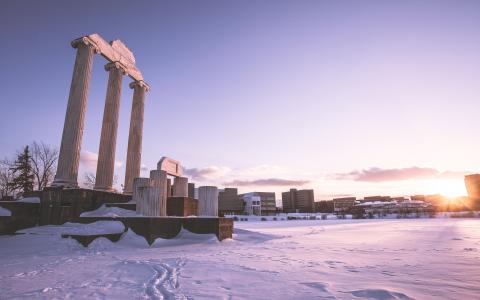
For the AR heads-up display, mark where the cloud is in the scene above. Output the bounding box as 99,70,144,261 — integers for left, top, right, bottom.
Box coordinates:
237,164,284,177
223,178,309,187
80,151,98,170
79,151,123,171
184,166,231,181
333,167,469,182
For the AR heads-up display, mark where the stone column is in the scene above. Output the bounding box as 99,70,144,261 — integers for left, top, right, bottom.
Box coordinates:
198,186,219,216
52,38,98,188
167,178,172,197
123,81,149,194
188,183,195,198
173,177,188,197
133,177,150,215
147,170,167,216
94,62,125,191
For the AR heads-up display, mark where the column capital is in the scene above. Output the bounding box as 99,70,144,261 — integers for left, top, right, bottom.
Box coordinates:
105,61,127,74
71,37,101,53
129,80,150,92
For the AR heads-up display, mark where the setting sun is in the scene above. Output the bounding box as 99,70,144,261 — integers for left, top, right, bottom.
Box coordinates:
427,179,467,197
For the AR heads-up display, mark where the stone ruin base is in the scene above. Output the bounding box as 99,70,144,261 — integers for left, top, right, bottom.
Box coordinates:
0,201,39,234
0,187,130,235
73,216,233,245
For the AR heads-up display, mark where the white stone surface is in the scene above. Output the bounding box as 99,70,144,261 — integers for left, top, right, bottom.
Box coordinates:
172,177,188,197
198,186,218,216
95,62,124,191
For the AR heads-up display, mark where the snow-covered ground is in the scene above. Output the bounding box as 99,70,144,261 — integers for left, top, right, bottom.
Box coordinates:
1,218,479,299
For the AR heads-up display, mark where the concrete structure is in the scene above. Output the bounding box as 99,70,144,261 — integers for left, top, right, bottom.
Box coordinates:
157,157,183,177
94,62,125,191
198,186,219,216
172,177,188,197
465,174,480,200
281,189,314,213
188,183,195,199
241,194,262,215
239,192,277,216
167,197,198,216
314,200,334,213
361,196,392,203
218,188,244,215
146,170,168,216
133,177,149,215
123,80,149,194
52,33,149,193
333,197,356,212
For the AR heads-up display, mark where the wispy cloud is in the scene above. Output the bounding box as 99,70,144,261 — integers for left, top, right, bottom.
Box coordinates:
333,167,469,182
223,178,309,187
79,151,123,171
184,166,231,181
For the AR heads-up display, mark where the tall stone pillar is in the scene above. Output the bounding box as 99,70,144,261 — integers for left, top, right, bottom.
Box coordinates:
173,177,188,197
198,186,219,216
94,62,125,191
146,170,167,216
133,177,150,215
53,38,98,188
123,81,149,194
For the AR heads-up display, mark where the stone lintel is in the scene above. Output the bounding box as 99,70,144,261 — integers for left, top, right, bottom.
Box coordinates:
71,33,144,82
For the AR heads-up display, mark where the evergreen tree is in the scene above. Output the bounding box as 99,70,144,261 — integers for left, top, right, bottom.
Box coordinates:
9,146,34,194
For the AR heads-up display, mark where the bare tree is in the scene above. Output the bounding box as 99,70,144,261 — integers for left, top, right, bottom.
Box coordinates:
30,141,59,190
83,172,96,189
83,172,119,190
0,158,16,198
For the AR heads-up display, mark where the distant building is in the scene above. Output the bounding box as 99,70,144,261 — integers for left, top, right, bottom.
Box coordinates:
314,200,334,213
410,195,426,201
281,189,314,213
361,196,391,203
239,192,277,216
332,197,356,212
218,188,244,215
465,174,480,200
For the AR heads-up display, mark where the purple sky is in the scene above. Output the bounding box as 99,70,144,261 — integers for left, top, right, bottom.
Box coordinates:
0,1,479,199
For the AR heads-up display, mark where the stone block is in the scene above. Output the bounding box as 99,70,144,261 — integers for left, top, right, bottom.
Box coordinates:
167,197,198,216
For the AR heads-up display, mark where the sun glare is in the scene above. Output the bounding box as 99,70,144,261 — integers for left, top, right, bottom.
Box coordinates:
427,179,467,198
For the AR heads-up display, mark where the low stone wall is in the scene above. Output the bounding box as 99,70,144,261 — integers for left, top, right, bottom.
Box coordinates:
40,187,131,225
77,216,233,244
0,202,40,234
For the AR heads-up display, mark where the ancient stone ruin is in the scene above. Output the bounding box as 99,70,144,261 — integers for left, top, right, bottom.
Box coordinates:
0,34,232,244
51,33,150,194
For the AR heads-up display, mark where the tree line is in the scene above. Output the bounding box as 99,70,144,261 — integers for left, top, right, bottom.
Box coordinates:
0,142,58,198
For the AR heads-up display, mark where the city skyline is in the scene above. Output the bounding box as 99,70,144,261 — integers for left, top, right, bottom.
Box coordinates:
1,1,479,198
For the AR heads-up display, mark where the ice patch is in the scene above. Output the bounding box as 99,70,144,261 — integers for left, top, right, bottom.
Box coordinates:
0,206,12,216
302,282,329,292
348,289,413,300
80,204,140,218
